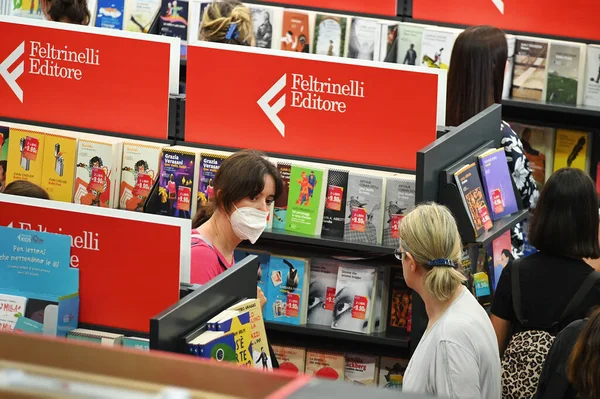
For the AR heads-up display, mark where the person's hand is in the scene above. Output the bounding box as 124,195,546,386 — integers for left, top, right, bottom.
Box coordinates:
257,286,267,308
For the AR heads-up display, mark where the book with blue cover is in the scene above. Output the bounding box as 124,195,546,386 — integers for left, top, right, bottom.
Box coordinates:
263,255,309,325
234,249,270,298
478,148,518,221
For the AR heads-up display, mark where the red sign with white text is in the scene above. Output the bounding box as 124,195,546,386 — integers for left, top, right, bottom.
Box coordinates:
0,17,174,138
413,0,600,41
185,44,440,170
0,196,189,333
261,0,396,17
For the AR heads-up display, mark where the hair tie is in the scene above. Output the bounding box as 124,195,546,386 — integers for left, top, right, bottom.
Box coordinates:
225,23,239,40
427,258,456,268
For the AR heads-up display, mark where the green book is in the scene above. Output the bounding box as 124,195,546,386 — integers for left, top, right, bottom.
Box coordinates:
285,165,324,235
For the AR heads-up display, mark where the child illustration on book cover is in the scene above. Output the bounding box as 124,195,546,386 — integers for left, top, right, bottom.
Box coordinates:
77,156,110,207
122,159,155,211
296,171,314,206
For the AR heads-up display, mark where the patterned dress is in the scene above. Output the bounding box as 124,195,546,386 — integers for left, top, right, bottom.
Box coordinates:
501,121,540,257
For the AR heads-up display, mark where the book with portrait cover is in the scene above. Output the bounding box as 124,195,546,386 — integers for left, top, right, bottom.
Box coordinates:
454,163,493,237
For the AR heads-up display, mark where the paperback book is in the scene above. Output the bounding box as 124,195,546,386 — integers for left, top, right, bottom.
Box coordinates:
272,345,306,374
379,357,409,390
478,148,519,221
273,162,291,230
331,265,377,334
158,0,189,40
6,129,45,187
157,148,197,219
321,169,349,239
198,153,227,209
305,350,345,381
119,142,163,212
280,10,310,53
285,165,324,236
343,174,383,245
454,163,493,237
344,354,378,386
314,14,347,57
382,177,415,247
307,258,339,326
250,6,275,49
95,0,125,29
40,134,77,203
73,139,117,208
347,18,380,60
553,129,589,172
513,123,556,189
584,45,600,107
263,255,309,325
512,38,549,101
397,24,424,66
546,41,586,105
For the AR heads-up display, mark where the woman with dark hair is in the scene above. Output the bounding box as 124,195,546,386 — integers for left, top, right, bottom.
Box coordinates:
446,25,539,255
2,180,50,199
491,168,600,353
41,0,90,24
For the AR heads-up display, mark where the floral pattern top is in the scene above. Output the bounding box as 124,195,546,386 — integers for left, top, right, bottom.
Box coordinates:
501,121,539,256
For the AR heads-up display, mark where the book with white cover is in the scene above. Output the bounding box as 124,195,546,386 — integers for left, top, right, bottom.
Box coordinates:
584,44,600,107
397,23,426,66
420,27,460,70
546,40,587,105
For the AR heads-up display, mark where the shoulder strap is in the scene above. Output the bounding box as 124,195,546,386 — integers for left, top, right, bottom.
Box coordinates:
511,258,527,325
560,271,600,321
191,233,228,272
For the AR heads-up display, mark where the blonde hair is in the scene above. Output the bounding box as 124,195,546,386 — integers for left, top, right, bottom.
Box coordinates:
200,0,254,45
399,202,465,301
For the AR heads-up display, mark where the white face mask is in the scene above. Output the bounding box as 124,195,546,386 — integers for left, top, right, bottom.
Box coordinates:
229,205,268,244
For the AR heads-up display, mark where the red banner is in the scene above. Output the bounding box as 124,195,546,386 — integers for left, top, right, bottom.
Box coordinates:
413,0,600,41
260,0,396,17
0,16,180,139
185,43,444,170
0,195,190,333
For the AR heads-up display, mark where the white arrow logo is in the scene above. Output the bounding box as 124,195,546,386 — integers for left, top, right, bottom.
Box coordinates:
0,42,25,103
258,74,287,138
491,0,504,14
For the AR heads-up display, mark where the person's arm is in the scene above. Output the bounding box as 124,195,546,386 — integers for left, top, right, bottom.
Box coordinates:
432,341,485,398
491,315,511,355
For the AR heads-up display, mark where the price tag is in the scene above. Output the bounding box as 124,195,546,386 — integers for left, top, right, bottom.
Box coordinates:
325,287,336,311
89,168,107,192
350,208,367,232
133,173,152,198
491,188,504,214
325,185,343,211
176,186,191,211
352,295,368,320
286,293,300,318
22,137,39,161
478,206,493,230
391,214,404,239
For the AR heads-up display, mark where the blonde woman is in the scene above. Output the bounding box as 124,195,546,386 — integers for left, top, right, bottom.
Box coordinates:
399,203,501,398
199,0,254,46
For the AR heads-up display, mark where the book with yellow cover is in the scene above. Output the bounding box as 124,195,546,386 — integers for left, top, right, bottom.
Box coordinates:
553,129,589,172
6,129,46,186
228,298,272,370
212,311,254,367
119,141,165,212
40,134,77,202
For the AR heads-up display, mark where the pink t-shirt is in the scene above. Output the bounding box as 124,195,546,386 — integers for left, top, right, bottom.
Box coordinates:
190,229,234,285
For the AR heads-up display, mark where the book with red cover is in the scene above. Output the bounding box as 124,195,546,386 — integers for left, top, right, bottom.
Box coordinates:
478,148,519,221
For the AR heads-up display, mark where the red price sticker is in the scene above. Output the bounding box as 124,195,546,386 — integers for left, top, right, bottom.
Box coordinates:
325,286,336,311
478,206,493,230
391,214,404,239
89,168,107,192
491,188,504,214
350,208,367,232
352,295,368,320
22,137,39,161
325,185,343,211
134,173,152,198
167,181,176,199
286,293,300,318
176,186,191,211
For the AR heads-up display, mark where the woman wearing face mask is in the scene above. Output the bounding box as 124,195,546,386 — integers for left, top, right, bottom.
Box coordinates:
190,149,283,288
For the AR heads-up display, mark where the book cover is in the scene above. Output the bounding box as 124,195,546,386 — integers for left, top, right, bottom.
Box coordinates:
263,255,308,325
378,357,408,390
158,0,189,41
0,294,27,332
503,35,516,99
344,354,378,386
123,337,150,351
213,311,253,367
584,45,600,107
229,299,272,370
321,169,349,239
420,28,457,70
387,266,411,336
234,249,270,298
13,317,43,334
314,14,347,57
158,148,197,219
513,123,556,188
285,165,324,236
305,350,345,381
455,163,493,237
381,24,398,62
40,134,77,203
343,174,383,245
119,142,162,212
95,0,125,29
478,148,519,221
331,265,376,334
272,345,306,374
6,129,45,187
198,153,227,210
191,331,237,363
490,230,512,292
73,140,114,208
348,18,379,60
307,258,339,326
250,6,275,49
546,42,586,105
382,177,415,247
123,0,161,33
281,10,310,53
19,0,43,19
273,162,291,230
553,129,589,172
512,38,549,101
398,24,424,66
373,267,390,333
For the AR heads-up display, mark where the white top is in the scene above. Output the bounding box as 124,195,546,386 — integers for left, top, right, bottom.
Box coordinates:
402,286,501,399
